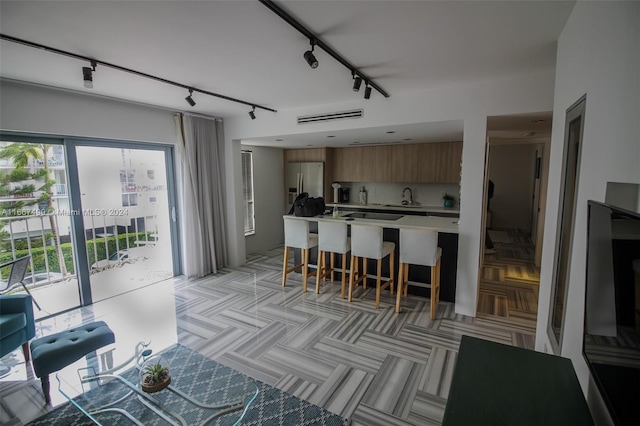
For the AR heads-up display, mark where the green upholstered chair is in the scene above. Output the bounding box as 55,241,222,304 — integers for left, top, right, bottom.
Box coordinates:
0,294,36,362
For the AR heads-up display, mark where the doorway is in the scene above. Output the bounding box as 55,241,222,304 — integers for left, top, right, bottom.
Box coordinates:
477,113,552,345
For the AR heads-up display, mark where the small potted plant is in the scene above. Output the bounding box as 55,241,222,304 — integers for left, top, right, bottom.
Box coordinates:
443,193,455,208
140,356,171,393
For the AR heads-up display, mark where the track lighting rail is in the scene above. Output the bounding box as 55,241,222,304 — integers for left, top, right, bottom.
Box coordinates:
259,0,389,98
0,33,277,113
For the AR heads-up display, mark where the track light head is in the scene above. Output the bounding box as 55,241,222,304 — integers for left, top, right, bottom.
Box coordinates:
185,89,196,107
304,50,318,69
352,76,362,92
364,83,372,100
249,107,256,120
304,39,318,69
82,66,93,89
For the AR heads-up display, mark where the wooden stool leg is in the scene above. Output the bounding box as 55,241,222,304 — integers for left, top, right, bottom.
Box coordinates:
282,246,290,287
40,375,51,405
375,258,382,309
390,250,395,295
302,249,309,293
348,255,356,302
404,264,409,296
363,260,368,289
396,263,404,313
341,252,347,298
430,262,437,320
330,252,335,282
436,258,442,303
316,250,324,294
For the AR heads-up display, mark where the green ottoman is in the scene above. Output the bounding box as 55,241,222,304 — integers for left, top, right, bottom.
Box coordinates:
30,321,115,404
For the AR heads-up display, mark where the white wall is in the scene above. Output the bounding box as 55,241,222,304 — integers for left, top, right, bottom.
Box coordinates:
243,145,285,254
535,2,640,424
0,80,177,144
224,69,557,316
489,144,537,232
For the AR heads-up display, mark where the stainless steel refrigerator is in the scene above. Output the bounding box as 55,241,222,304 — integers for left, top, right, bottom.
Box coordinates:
285,162,324,213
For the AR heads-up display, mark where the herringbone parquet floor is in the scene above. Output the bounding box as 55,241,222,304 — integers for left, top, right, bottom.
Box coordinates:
0,232,540,426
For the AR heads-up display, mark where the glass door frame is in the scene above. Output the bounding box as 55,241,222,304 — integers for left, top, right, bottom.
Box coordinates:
0,131,181,310
66,138,180,306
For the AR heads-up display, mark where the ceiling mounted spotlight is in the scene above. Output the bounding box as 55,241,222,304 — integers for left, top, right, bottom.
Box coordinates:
303,39,319,69
352,74,362,92
364,83,372,100
185,89,196,107
82,61,96,89
249,106,256,120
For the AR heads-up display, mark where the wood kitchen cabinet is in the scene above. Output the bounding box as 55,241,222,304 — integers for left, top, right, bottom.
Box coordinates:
334,145,398,182
391,143,421,182
333,146,360,182
416,142,462,183
283,148,326,163
333,141,461,183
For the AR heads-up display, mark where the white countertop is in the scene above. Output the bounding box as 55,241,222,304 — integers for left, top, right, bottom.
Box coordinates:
284,212,459,234
326,202,459,215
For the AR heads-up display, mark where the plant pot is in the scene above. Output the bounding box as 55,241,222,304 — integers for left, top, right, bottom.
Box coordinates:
141,374,171,393
140,355,171,393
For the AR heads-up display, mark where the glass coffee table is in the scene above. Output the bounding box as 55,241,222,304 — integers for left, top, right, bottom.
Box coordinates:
56,341,259,425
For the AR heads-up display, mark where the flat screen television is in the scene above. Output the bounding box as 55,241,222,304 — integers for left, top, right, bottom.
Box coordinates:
583,200,640,425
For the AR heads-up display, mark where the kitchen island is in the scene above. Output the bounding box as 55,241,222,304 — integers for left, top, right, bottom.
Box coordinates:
286,212,459,304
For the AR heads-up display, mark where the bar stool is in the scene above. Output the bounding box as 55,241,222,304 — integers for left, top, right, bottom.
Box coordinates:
315,219,350,297
396,228,441,319
282,216,318,293
348,224,395,309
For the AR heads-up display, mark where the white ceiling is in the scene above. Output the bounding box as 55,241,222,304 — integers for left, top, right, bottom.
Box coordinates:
0,1,573,146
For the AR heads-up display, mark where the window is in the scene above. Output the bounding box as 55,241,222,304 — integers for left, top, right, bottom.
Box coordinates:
241,151,255,236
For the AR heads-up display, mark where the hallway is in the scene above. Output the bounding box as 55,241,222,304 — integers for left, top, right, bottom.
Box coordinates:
477,228,541,348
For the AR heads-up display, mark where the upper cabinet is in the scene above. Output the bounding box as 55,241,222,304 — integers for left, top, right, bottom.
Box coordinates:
283,148,327,163
416,142,463,183
332,142,462,183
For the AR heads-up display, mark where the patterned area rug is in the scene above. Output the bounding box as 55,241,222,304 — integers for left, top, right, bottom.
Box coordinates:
27,344,349,425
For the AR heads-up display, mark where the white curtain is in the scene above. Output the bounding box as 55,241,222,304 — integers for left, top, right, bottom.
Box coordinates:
177,114,228,277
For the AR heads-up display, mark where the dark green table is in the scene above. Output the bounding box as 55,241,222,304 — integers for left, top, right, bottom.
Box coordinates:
442,336,593,426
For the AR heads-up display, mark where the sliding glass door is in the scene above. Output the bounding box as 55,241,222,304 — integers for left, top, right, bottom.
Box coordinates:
0,132,179,317
0,138,80,318
72,144,177,304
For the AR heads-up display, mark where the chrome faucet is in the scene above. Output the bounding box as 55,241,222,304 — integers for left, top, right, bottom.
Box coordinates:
402,187,413,205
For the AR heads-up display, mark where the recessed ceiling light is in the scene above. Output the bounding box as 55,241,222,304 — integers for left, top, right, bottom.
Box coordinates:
275,139,283,142
386,131,396,134
327,135,336,138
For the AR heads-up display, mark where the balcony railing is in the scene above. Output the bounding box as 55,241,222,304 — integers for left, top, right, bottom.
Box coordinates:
0,211,157,292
